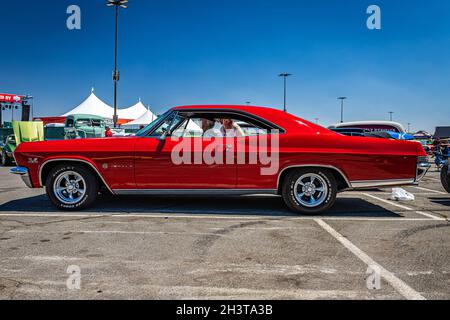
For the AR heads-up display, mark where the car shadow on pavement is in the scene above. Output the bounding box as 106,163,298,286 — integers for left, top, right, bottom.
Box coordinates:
430,197,450,207
0,194,403,218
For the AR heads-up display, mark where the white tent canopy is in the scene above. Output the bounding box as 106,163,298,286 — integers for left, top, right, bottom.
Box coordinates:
118,100,148,120
62,91,155,123
62,91,114,118
122,108,157,127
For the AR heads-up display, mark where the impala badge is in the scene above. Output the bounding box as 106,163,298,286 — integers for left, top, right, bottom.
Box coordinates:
28,158,39,164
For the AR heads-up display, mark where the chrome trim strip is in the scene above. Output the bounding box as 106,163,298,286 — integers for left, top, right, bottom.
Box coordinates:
350,179,416,189
277,165,351,190
113,189,278,196
39,159,115,194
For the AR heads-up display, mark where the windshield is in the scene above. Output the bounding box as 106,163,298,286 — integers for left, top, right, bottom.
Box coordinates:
135,110,171,137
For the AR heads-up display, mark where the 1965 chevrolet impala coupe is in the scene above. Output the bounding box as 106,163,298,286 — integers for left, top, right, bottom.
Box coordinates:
11,105,430,214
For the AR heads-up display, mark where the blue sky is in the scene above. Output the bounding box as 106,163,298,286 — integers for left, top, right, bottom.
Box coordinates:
1,0,450,132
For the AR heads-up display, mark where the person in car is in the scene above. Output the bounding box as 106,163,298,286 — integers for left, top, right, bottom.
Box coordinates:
201,119,222,138
220,119,245,137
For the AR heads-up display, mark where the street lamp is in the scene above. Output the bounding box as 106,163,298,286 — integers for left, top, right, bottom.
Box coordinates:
388,111,394,121
407,122,411,133
337,97,347,123
278,73,292,113
106,0,129,128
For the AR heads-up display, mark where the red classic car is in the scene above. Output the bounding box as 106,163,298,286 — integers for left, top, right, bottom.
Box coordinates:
11,105,430,214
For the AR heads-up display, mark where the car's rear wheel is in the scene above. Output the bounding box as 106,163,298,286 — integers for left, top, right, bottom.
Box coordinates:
45,164,98,211
441,164,450,193
282,168,337,215
1,150,12,166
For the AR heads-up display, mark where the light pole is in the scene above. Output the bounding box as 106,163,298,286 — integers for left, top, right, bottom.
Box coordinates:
278,73,292,113
407,122,411,133
106,0,128,128
24,95,34,120
389,111,394,122
337,97,347,123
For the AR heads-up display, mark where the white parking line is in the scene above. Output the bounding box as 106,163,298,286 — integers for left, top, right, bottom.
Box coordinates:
423,177,440,182
0,213,439,222
10,229,230,237
315,219,426,301
361,193,444,221
413,186,448,195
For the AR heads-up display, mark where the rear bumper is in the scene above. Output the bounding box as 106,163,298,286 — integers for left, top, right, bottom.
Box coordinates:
10,167,33,188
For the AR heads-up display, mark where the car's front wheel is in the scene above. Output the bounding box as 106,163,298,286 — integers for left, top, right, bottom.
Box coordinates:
282,168,337,215
46,164,98,211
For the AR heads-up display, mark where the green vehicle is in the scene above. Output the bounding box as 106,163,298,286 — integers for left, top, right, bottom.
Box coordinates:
64,114,106,139
0,121,45,166
0,134,17,166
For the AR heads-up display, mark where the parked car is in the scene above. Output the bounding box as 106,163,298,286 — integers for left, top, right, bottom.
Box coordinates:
64,114,106,139
45,123,66,141
0,134,16,166
329,121,406,133
11,105,430,214
330,128,369,137
2,121,46,166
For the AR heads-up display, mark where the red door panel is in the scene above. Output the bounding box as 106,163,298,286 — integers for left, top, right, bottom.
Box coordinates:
134,137,237,189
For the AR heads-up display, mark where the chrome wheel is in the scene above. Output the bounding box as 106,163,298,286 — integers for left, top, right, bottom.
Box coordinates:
53,171,86,205
293,173,329,208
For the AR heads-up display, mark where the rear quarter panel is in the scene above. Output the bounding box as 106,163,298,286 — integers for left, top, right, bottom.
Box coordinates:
238,131,424,189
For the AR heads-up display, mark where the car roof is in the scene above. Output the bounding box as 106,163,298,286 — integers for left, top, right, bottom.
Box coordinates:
67,114,105,120
172,105,329,134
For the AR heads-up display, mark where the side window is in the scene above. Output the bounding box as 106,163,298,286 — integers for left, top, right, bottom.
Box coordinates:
150,113,185,137
156,111,283,138
77,119,92,127
172,118,204,138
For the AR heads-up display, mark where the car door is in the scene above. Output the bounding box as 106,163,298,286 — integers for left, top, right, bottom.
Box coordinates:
134,112,237,190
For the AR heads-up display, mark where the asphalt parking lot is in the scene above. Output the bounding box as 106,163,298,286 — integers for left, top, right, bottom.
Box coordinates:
0,166,449,300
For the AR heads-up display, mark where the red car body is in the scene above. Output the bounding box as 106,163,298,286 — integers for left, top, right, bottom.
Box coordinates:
11,105,429,213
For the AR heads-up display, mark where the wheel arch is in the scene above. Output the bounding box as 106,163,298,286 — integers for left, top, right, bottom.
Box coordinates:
39,159,113,194
277,165,351,195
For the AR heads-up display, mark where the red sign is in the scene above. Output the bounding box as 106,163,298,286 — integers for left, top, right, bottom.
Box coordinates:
0,93,22,103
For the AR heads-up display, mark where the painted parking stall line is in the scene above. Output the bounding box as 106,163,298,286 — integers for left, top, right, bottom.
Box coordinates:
361,193,445,221
412,186,448,195
0,213,437,222
315,219,426,301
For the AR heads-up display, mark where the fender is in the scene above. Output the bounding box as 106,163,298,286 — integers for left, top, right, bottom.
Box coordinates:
38,157,114,194
277,164,351,190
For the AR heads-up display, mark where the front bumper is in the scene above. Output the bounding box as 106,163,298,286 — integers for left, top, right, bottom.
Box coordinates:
10,167,33,188
416,159,431,182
